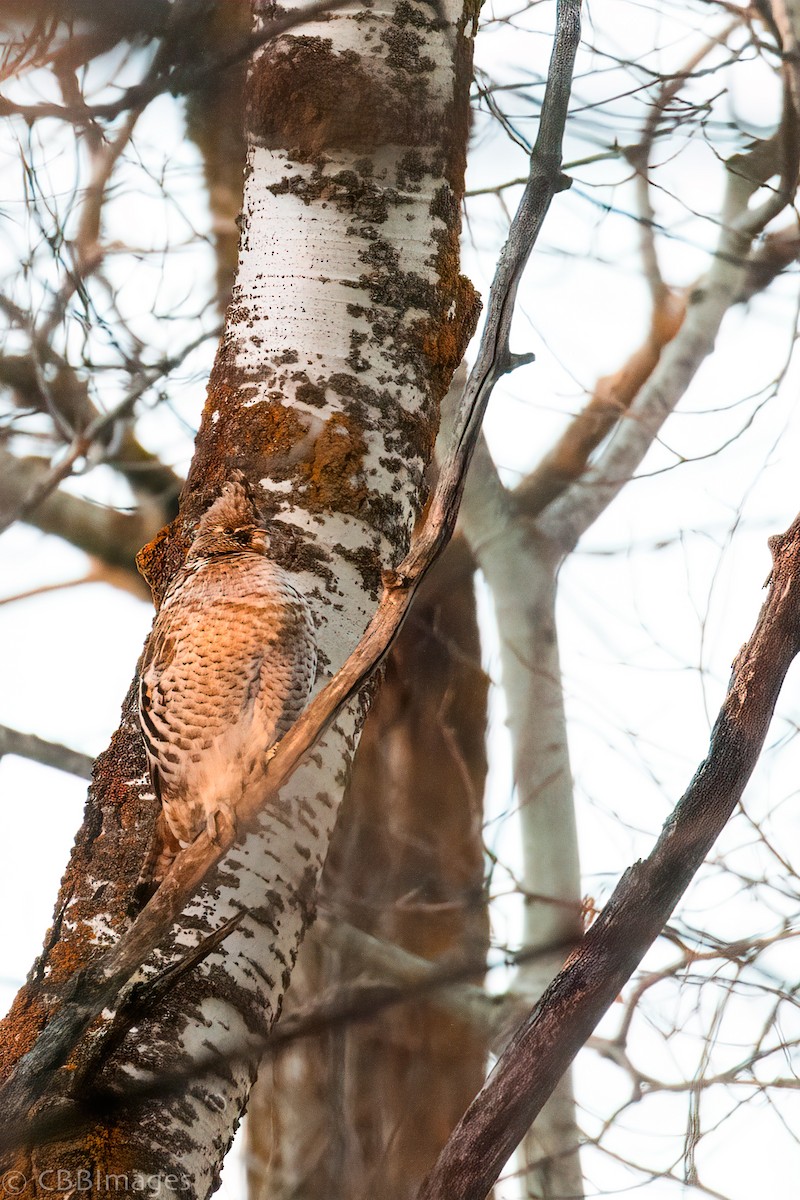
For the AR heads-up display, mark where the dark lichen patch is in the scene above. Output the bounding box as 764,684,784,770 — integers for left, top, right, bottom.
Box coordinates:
359,239,437,314
269,166,394,225
381,25,435,74
346,329,371,373
261,520,333,585
274,348,299,365
380,454,405,476
388,402,438,477
333,542,383,599
429,181,458,225
397,149,429,190
324,371,433,504
227,301,253,325
393,0,434,29
247,34,448,158
295,377,328,409
327,372,392,425
248,38,401,159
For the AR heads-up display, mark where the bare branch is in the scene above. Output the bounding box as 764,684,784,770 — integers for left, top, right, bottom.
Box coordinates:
0,448,159,579
0,726,93,780
0,350,185,506
625,20,741,306
514,291,686,519
0,336,208,539
540,133,798,553
416,513,800,1200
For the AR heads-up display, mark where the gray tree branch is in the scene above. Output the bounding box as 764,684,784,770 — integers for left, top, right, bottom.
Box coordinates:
0,726,93,780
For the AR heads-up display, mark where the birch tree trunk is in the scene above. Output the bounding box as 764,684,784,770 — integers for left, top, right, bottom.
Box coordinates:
0,1,479,1193
459,420,584,1200
182,7,492,1193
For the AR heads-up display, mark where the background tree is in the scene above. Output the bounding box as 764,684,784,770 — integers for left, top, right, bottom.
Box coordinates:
2,3,800,1199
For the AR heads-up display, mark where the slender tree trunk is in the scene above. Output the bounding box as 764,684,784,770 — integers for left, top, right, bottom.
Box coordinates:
0,1,479,1193
184,0,250,316
247,543,490,1200
459,432,584,1199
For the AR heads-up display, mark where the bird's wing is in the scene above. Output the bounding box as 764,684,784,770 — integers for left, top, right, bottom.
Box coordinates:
138,620,179,802
253,586,318,743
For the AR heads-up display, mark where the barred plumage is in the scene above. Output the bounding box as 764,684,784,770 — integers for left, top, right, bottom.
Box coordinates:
136,479,317,895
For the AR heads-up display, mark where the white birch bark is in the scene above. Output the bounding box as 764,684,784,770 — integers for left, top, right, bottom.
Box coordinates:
459,432,584,1199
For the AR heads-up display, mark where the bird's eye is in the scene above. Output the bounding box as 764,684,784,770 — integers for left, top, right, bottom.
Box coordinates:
232,527,251,543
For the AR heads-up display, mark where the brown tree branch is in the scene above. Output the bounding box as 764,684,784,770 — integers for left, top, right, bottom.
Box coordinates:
416,513,800,1200
0,0,354,124
514,291,686,519
0,447,160,580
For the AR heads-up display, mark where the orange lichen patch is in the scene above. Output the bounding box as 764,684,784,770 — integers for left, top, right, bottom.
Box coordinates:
185,384,314,515
136,514,187,605
46,924,102,986
516,289,687,517
300,413,369,515
247,36,441,162
0,987,47,1080
408,179,481,414
213,394,310,463
23,1124,162,1197
421,272,481,406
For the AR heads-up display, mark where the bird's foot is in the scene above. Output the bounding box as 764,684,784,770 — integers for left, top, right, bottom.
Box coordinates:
207,804,237,848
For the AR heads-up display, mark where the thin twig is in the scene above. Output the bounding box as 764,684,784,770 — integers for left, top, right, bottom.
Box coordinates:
540,130,799,554
0,333,209,538
625,19,741,306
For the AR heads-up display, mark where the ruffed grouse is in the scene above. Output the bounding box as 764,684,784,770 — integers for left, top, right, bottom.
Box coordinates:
136,478,317,894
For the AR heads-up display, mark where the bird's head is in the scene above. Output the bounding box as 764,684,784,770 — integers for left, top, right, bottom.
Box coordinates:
188,479,269,560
